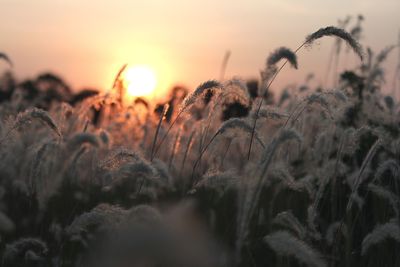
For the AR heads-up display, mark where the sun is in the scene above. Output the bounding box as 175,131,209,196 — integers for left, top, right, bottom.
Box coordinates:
123,66,157,98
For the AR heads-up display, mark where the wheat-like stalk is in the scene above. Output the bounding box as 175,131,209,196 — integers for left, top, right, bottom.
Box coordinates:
150,103,169,161
192,171,238,197
272,210,306,239
249,26,362,159
0,108,61,145
219,50,231,80
111,64,128,106
199,78,250,154
261,47,298,88
346,138,382,212
178,130,196,179
191,118,265,182
218,118,265,147
264,231,327,267
236,129,302,258
99,148,143,170
368,184,400,217
325,221,348,246
373,159,400,183
284,90,346,128
0,52,13,67
252,106,289,121
305,26,364,60
168,128,182,169
267,47,298,69
180,80,222,112
362,219,400,255
3,238,48,266
67,133,100,151
152,80,222,158
331,137,383,255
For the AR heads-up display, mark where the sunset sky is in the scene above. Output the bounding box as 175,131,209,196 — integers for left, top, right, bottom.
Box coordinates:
1,0,399,98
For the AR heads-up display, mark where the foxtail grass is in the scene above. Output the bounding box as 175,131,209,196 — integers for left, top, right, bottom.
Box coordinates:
248,26,363,160
152,80,221,158
0,52,13,67
150,104,169,161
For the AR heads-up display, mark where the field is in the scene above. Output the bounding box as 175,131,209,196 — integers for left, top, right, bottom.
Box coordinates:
0,24,400,267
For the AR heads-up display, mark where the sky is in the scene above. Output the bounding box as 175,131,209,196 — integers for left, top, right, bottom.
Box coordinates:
1,0,399,98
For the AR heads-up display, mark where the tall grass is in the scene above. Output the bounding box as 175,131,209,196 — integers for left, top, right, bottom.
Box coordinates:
0,22,400,267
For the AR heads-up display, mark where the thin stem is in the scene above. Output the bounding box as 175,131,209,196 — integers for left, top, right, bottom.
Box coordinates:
283,101,305,129
221,138,232,169
202,90,248,153
152,109,184,158
332,138,381,259
219,50,231,81
290,104,308,127
247,43,305,160
111,64,127,107
179,131,195,179
150,104,169,161
191,131,220,185
247,98,263,160
168,129,181,169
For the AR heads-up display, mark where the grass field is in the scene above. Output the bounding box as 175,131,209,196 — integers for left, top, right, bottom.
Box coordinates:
0,23,400,267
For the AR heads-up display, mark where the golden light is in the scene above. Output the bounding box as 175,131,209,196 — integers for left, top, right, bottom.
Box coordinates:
124,65,157,98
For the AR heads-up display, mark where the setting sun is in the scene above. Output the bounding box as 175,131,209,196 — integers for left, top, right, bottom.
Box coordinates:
124,66,157,98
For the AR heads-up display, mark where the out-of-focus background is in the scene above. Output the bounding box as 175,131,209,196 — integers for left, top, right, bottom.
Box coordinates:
1,0,399,97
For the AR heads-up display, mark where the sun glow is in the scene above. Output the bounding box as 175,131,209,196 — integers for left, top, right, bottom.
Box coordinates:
124,66,157,98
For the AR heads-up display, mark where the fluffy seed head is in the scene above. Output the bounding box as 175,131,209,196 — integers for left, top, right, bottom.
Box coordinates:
217,118,265,147
264,231,327,267
67,133,100,150
253,107,289,120
14,108,61,137
272,211,306,239
362,219,400,255
261,129,302,162
100,149,142,170
267,47,298,69
180,80,222,112
0,52,13,67
305,26,364,60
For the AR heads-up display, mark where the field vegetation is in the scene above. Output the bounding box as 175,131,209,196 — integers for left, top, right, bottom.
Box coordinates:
0,15,400,267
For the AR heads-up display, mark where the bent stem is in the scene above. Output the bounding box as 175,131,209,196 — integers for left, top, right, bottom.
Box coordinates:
247,44,305,160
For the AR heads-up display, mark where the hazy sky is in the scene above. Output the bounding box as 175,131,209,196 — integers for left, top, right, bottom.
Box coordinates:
1,0,399,97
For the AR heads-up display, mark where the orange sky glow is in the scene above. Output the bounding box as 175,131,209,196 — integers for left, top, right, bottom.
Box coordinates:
1,0,399,100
